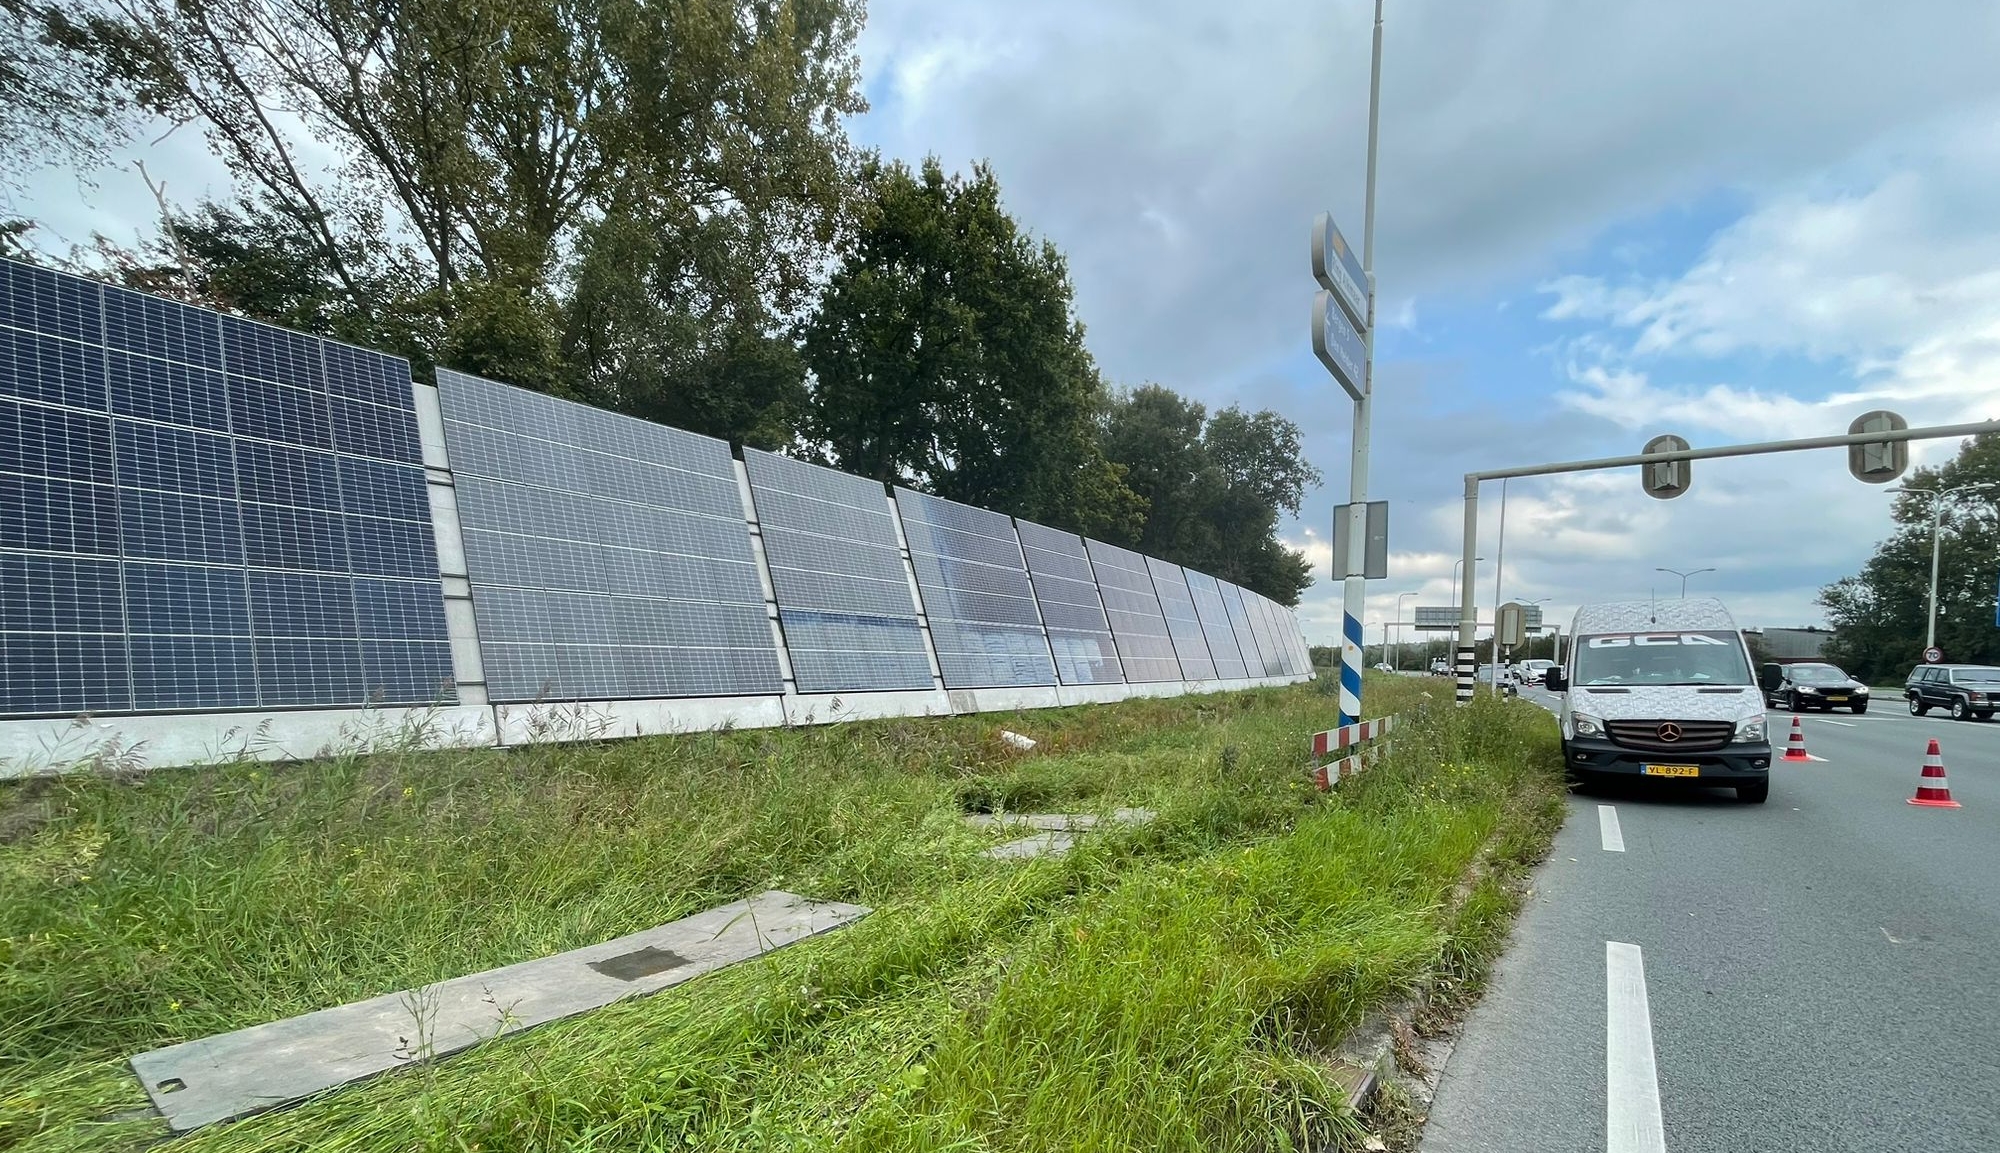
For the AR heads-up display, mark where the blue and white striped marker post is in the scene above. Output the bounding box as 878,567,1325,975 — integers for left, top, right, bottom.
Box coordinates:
1339,609,1365,726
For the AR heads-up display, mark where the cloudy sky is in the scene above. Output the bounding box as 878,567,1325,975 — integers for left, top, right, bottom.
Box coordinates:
17,0,2000,653
849,0,2000,648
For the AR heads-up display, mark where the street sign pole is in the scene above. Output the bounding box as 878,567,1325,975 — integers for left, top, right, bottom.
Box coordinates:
1331,0,1385,728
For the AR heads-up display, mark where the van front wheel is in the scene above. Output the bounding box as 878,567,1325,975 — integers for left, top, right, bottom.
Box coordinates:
1736,781,1769,804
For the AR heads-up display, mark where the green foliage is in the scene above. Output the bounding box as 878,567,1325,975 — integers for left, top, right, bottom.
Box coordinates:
66,0,864,446
804,157,1145,539
1819,432,2000,681
1102,385,1321,604
1,681,1563,1152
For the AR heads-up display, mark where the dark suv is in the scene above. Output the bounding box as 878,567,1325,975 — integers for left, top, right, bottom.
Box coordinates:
1761,662,1868,713
1905,664,2000,721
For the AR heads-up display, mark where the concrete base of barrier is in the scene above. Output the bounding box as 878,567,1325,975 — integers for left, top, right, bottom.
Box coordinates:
492,696,786,746
0,705,497,780
948,685,1064,713
1,673,1320,776
782,689,953,726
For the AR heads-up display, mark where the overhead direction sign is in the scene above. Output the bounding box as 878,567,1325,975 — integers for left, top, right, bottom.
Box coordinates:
1414,606,1460,631
1313,289,1368,403
1311,212,1370,333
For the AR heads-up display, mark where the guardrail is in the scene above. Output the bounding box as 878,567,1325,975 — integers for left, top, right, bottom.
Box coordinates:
1308,715,1396,789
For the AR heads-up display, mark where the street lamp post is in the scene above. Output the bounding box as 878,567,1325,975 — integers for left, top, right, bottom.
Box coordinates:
1891,481,2000,653
1656,566,1715,597
1395,591,1418,670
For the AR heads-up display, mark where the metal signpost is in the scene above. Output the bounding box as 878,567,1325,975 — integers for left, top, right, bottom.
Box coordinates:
1312,0,1386,728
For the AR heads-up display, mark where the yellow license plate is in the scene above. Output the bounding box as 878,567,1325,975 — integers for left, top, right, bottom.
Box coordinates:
1827,696,1848,702
1642,764,1700,778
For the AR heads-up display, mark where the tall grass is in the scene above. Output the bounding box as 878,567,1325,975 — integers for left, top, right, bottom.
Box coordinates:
0,678,1560,1151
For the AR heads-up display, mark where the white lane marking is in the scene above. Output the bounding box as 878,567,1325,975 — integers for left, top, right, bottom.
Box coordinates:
1607,941,1667,1153
1597,805,1625,852
1818,719,1857,727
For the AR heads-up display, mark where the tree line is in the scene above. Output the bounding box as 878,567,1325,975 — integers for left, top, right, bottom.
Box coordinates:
1818,432,2000,682
0,0,1317,603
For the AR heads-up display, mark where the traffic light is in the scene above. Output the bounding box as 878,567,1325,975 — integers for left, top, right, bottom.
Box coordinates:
1642,434,1691,499
1848,410,1909,483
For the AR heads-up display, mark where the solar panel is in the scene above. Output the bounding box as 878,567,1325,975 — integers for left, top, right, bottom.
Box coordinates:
896,489,1055,690
437,369,781,702
742,450,932,694
1217,581,1266,676
1243,591,1286,678
0,258,453,717
1182,570,1249,680
1144,557,1217,681
1014,518,1122,685
1084,539,1182,683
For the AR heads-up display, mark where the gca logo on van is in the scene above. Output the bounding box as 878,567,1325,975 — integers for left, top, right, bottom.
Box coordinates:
1586,633,1733,648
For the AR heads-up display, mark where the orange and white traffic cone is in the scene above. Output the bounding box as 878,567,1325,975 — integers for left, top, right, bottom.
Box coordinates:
1907,739,1961,809
1781,715,1811,763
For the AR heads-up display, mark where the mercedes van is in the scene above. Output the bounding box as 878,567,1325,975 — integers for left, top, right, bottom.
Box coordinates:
1543,598,1772,803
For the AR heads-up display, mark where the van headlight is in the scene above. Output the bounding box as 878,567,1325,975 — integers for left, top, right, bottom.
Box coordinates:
1572,713,1604,738
1734,716,1766,743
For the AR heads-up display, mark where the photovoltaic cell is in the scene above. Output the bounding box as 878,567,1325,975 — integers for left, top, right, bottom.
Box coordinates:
1085,539,1182,683
0,257,453,717
1182,570,1248,681
439,369,780,702
895,490,1055,690
1014,518,1122,686
1144,558,1217,682
743,450,931,694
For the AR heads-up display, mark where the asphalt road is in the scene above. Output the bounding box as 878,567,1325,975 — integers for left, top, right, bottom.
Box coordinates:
1420,687,2000,1153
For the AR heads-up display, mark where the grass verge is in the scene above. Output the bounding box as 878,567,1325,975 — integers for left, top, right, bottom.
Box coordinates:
2,676,1562,1152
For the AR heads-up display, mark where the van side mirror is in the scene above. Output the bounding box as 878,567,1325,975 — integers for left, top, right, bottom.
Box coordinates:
1544,667,1567,692
1758,665,1781,691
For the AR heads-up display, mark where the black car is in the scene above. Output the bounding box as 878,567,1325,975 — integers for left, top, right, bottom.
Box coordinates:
1760,662,1869,714
1905,664,2000,721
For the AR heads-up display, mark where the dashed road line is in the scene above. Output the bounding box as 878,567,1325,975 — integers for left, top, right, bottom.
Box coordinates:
1597,805,1625,852
1606,941,1666,1153
1818,719,1857,727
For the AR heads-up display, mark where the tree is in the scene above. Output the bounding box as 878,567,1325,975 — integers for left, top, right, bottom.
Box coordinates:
1100,387,1320,605
803,157,1144,539
0,0,138,202
61,0,862,447
1819,432,2000,682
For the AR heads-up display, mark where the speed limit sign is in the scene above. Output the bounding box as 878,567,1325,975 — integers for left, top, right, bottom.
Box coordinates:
1924,646,1944,663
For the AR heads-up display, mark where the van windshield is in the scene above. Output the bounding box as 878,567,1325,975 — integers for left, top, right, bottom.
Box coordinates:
1571,631,1752,686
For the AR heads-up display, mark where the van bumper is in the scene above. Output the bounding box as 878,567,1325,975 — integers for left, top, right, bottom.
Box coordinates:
1561,736,1772,782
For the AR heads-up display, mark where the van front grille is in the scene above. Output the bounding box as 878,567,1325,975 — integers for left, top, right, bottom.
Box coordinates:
1605,719,1734,754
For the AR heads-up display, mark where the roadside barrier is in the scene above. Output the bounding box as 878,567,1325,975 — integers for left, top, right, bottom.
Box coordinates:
1781,716,1811,763
1309,715,1397,790
1907,738,1961,809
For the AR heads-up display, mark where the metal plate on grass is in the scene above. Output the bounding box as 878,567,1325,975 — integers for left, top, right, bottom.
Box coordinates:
129,890,869,1132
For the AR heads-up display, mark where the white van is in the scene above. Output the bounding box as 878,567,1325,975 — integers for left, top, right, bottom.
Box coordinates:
1543,598,1772,803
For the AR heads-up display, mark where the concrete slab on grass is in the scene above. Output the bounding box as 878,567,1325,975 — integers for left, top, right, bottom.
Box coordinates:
973,808,1155,859
985,831,1077,859
964,807,1155,832
129,890,868,1132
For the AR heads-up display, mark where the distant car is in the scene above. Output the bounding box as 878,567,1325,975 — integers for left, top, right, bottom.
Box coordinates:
1514,659,1556,686
1905,664,2000,721
1373,662,1395,673
1429,658,1450,676
1761,662,1868,714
